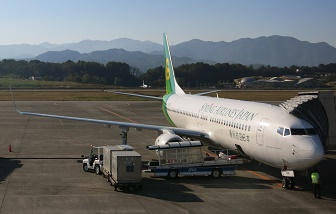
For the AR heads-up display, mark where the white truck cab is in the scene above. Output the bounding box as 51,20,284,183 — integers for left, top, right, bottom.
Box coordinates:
82,145,104,174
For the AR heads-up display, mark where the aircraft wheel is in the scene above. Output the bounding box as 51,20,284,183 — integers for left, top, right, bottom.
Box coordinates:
282,177,288,189
288,177,295,190
282,177,295,189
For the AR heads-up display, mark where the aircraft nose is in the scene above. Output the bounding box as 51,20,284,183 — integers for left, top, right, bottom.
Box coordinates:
298,137,324,165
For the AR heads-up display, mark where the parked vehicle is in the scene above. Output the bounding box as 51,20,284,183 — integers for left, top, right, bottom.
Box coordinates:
144,141,244,179
102,145,142,191
82,145,104,175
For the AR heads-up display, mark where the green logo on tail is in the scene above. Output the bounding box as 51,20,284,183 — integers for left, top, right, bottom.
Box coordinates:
164,34,175,95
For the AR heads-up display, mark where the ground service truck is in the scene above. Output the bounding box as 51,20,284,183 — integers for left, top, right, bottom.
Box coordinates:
144,141,244,179
102,145,142,191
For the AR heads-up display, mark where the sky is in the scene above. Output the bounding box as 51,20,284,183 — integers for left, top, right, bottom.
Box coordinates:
0,0,335,47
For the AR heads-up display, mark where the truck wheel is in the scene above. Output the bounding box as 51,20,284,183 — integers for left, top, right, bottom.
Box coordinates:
211,169,221,178
83,163,89,172
168,170,178,179
95,165,101,175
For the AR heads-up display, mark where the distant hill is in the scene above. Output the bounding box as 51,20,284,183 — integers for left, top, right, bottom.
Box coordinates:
170,36,336,66
0,38,162,59
2,35,336,67
60,38,163,53
35,50,81,62
33,49,201,71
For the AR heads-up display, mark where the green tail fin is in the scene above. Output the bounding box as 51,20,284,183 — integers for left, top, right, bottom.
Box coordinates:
163,33,185,95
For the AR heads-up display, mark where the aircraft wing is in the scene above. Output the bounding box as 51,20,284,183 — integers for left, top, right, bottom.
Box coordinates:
11,88,207,140
13,103,209,140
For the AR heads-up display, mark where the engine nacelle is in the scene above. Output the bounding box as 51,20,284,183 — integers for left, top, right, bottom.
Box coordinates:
155,134,184,146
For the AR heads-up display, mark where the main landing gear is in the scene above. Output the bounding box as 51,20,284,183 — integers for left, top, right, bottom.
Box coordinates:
120,128,129,145
104,125,129,145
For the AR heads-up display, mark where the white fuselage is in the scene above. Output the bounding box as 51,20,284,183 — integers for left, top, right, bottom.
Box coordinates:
165,94,324,170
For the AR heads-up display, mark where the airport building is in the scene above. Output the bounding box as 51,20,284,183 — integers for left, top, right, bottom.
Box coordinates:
280,91,336,150
236,76,324,89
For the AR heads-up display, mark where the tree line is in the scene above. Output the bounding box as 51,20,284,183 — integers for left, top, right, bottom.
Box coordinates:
1,59,336,88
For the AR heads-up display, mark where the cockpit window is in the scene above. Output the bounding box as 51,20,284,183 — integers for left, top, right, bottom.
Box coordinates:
277,127,284,135
284,128,290,136
291,128,306,135
281,128,317,136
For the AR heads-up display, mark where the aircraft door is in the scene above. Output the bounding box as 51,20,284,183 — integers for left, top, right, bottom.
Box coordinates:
197,113,204,129
256,118,269,146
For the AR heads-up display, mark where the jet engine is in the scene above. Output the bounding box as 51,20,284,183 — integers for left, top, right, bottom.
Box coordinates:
145,133,202,151
155,133,184,146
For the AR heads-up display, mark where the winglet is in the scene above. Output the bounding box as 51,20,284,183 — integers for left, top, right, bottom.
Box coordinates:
10,87,22,114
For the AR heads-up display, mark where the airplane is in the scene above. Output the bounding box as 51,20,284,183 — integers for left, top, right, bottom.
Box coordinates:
140,80,150,88
12,33,324,189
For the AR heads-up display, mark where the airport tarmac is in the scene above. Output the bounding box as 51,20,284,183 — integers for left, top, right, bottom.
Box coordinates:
0,101,335,214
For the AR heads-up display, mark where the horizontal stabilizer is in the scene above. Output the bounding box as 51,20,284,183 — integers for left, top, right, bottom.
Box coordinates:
146,141,202,150
193,90,221,96
110,91,162,101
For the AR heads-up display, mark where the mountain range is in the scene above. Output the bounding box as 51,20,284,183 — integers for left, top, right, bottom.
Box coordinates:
1,36,336,71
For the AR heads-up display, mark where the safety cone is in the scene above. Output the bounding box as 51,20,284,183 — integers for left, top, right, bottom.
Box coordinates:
8,144,12,152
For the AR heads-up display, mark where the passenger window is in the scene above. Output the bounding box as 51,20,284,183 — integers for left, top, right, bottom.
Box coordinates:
277,127,284,135
284,128,290,136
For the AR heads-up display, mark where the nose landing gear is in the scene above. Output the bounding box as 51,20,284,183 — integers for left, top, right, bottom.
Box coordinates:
282,177,295,189
281,166,296,190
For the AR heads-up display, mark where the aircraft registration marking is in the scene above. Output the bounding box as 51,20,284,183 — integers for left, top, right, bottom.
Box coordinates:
229,130,250,142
